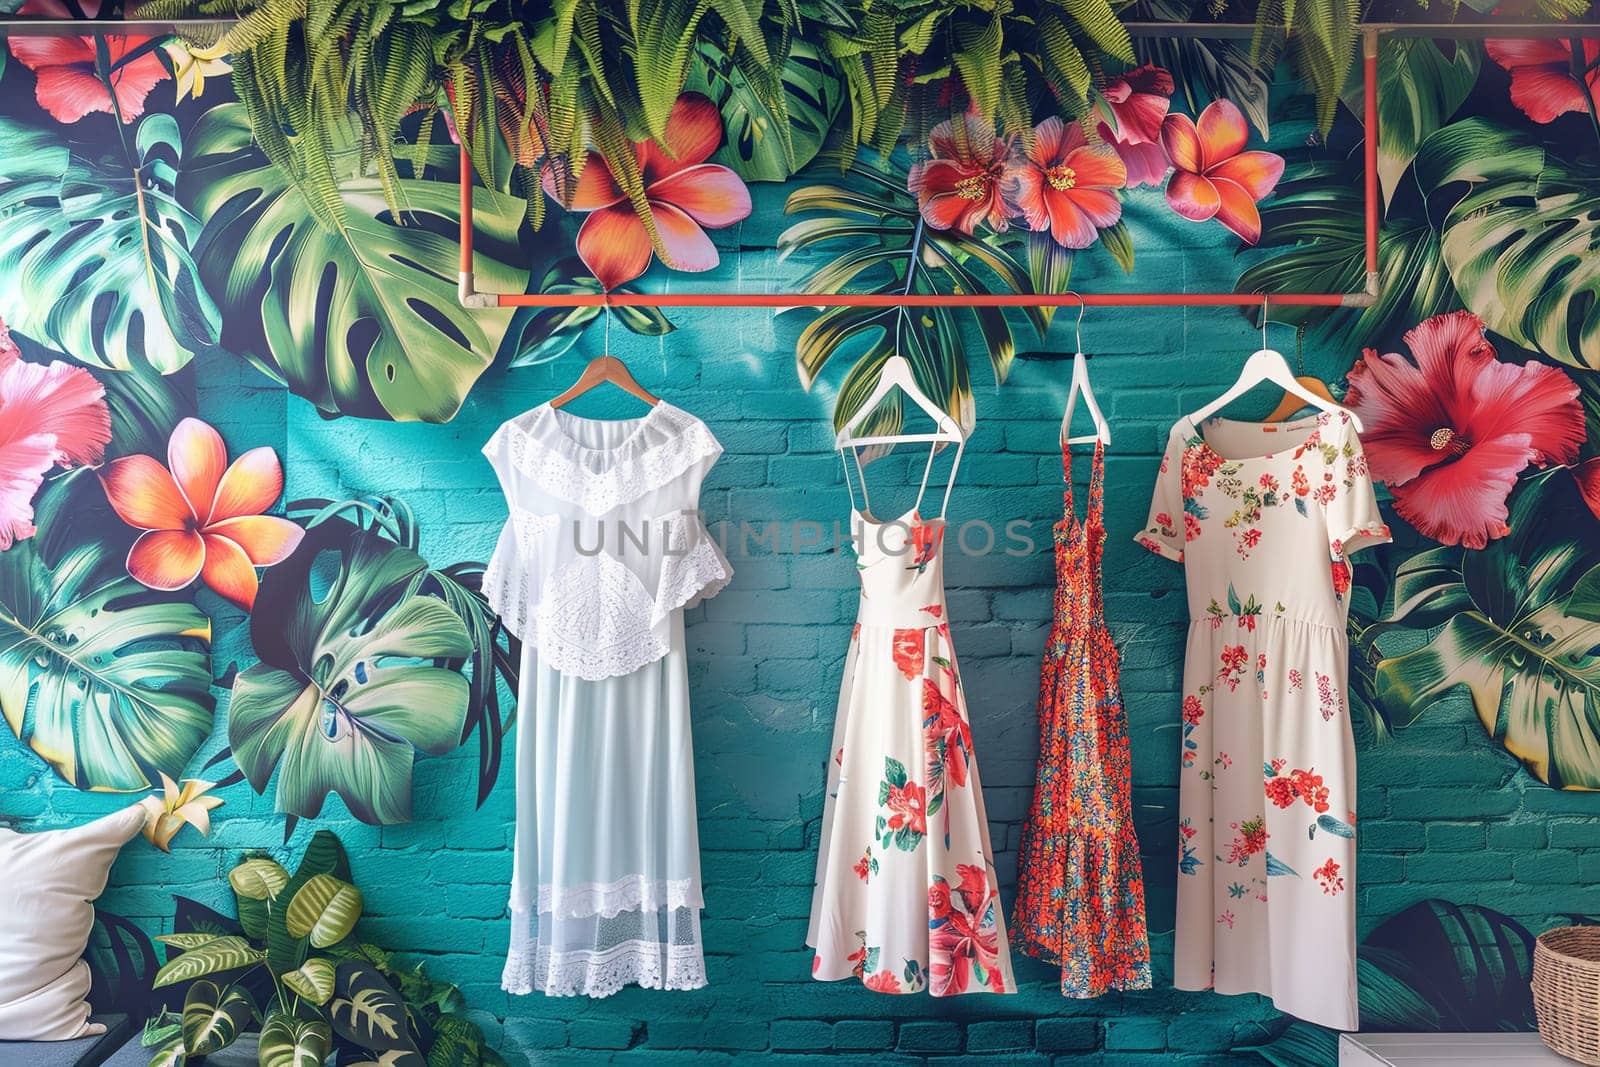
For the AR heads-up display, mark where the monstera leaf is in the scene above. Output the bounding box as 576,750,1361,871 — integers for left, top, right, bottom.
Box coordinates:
178,103,528,423
1416,118,1600,371
0,114,220,374
259,1013,331,1067
228,517,471,823
0,530,214,792
1377,473,1600,788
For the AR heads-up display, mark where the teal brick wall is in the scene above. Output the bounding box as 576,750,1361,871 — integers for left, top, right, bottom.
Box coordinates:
1,173,1592,1067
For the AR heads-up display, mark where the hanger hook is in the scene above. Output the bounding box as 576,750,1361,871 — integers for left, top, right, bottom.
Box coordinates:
1066,290,1085,354
602,292,612,353
1260,294,1270,350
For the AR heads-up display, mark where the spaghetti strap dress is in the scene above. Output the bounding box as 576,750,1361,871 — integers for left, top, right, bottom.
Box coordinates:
807,457,1015,996
1011,439,1151,997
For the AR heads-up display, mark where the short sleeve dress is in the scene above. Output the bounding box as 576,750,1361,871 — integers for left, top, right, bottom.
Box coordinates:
482,401,733,998
1136,410,1389,1031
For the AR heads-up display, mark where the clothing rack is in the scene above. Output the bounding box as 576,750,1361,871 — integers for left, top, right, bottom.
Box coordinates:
454,20,1600,313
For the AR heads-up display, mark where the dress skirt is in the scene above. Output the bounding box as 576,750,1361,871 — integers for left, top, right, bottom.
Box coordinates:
502,614,706,998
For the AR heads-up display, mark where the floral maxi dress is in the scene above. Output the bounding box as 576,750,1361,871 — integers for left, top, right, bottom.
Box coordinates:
1136,411,1389,1031
1012,440,1151,997
808,506,1015,996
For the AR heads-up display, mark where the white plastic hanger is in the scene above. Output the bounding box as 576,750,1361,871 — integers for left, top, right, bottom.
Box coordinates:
836,354,967,522
835,354,965,448
1187,298,1363,432
1058,296,1110,447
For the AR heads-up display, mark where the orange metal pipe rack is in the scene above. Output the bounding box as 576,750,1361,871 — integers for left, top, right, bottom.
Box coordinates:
455,24,1402,311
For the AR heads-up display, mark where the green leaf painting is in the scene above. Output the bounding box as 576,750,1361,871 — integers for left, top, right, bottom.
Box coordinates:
1416,118,1600,371
1342,37,1479,207
229,517,471,823
688,38,843,181
0,114,220,374
178,103,528,422
1378,473,1600,788
0,526,214,792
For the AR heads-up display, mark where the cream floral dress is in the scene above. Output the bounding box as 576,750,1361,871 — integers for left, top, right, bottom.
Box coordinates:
1137,410,1389,1030
808,509,1015,996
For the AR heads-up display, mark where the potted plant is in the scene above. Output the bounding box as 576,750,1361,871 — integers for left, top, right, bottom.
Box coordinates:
140,830,501,1066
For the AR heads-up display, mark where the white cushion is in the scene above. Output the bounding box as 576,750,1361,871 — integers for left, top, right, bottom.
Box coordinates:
0,806,145,1040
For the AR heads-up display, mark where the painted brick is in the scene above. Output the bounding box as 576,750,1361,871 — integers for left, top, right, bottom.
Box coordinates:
967,1020,1035,1052
1104,1017,1167,1051
568,1020,641,1050
1034,1018,1097,1052
771,1020,834,1051
833,1020,895,1050
897,1021,963,1052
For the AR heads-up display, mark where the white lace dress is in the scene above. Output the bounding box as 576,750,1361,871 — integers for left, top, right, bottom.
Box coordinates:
481,401,732,998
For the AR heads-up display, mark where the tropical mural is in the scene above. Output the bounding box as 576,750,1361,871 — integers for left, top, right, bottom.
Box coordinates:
0,0,1597,1061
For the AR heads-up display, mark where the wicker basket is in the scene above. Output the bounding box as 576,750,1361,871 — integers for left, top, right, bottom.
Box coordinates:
1534,926,1600,1064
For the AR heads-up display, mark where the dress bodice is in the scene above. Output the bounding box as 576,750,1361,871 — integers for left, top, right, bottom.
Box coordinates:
481,401,732,680
850,510,948,629
1049,441,1107,642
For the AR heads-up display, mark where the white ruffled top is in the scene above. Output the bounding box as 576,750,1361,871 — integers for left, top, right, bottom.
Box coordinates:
481,401,732,680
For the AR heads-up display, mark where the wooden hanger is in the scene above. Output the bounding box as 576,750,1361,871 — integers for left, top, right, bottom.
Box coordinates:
1059,296,1109,446
549,302,660,409
1188,299,1362,432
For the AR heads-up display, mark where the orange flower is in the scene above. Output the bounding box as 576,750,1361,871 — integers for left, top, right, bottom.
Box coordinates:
100,417,303,609
1160,99,1284,245
546,93,751,290
1007,117,1126,249
908,113,1015,235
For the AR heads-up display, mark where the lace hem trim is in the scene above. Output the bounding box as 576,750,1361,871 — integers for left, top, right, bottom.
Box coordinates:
501,938,707,998
502,405,721,517
537,876,701,919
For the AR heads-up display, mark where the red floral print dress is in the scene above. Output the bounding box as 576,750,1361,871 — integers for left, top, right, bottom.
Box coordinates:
1137,411,1390,1031
1012,441,1152,997
807,506,1014,996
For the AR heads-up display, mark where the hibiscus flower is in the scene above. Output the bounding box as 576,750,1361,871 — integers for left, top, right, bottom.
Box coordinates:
100,417,304,609
546,93,752,290
863,970,902,993
1345,311,1583,549
891,628,925,680
908,113,1015,235
1006,117,1126,249
928,873,1003,995
923,680,972,789
1095,64,1175,188
1160,98,1284,245
885,781,927,835
0,320,112,550
1484,38,1600,124
8,0,170,125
